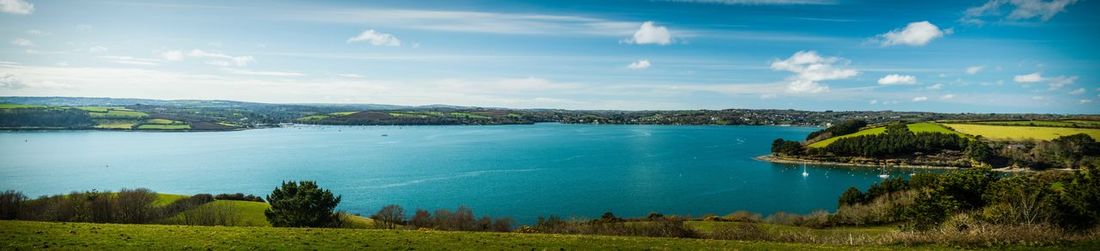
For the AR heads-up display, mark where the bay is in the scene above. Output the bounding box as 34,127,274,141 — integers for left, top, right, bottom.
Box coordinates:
0,123,925,223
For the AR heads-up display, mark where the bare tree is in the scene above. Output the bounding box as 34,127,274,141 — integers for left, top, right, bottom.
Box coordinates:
371,204,405,229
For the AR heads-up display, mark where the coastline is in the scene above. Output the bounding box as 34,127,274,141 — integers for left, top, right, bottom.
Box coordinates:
754,155,1035,172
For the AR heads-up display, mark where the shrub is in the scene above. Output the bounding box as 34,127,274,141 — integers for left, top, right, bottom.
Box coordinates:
174,202,241,226
723,211,762,223
264,180,342,227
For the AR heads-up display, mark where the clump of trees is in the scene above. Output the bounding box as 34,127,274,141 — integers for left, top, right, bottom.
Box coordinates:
833,166,1100,233
373,204,514,232
264,180,342,227
528,211,697,238
771,138,804,156
0,108,95,128
214,193,264,202
822,123,969,157
0,189,214,224
806,119,867,142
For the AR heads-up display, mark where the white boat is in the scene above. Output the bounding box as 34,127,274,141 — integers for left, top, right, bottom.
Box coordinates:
801,163,809,177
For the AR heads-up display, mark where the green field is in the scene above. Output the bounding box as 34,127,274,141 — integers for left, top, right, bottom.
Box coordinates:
0,103,45,109
965,120,1100,128
808,123,968,148
94,121,136,129
152,194,188,207
943,124,1100,141
0,220,890,250
160,200,272,227
808,127,885,148
137,124,191,130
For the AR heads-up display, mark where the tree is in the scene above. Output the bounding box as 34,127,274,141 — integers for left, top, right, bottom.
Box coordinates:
965,139,994,165
371,204,405,229
0,190,26,220
1054,165,1100,230
838,187,864,207
264,181,342,227
410,209,432,229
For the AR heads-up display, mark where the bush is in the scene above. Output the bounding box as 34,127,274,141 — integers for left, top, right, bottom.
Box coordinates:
264,180,342,227
723,211,762,223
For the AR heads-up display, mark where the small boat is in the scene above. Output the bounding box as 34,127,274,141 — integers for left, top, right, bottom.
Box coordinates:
801,163,809,177
878,165,890,179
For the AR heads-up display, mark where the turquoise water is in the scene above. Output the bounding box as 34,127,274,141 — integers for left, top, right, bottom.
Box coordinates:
0,124,924,223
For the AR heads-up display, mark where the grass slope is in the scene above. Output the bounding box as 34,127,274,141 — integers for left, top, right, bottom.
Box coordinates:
0,220,888,250
942,124,1100,141
809,123,968,148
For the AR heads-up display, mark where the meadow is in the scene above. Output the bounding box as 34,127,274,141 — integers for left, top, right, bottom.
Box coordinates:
0,220,874,250
942,123,1100,141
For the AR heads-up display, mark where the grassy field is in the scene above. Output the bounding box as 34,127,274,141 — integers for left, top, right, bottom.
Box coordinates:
93,121,136,129
160,200,272,227
686,221,896,238
152,194,187,207
942,124,1100,141
0,103,45,109
0,220,899,250
965,120,1100,128
808,127,886,148
137,124,191,130
808,123,969,148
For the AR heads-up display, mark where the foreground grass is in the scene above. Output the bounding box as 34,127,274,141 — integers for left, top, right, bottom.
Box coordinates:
0,220,869,250
942,124,1100,141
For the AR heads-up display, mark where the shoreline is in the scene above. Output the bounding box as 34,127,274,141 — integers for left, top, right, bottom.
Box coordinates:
754,155,1036,173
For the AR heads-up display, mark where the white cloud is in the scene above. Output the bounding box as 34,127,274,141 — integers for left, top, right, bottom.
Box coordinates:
25,29,46,36
10,38,33,47
161,50,185,61
627,59,651,70
770,50,858,94
1080,99,1093,104
965,65,984,74
187,49,254,67
1069,88,1085,95
964,0,1079,23
912,96,928,102
869,99,878,104
1,0,34,15
87,46,108,54
1047,75,1076,90
1014,72,1043,83
222,68,305,77
626,21,672,45
878,74,918,85
336,73,364,78
100,56,161,66
346,29,402,46
0,74,27,89
873,21,948,47
926,83,944,90
940,94,956,100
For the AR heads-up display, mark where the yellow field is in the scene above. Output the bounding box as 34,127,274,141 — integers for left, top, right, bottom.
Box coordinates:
942,124,1100,141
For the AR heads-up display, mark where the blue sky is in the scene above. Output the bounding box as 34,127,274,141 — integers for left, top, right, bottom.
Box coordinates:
1,0,1097,113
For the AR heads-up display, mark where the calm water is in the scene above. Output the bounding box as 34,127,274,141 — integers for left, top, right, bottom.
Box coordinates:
0,124,925,223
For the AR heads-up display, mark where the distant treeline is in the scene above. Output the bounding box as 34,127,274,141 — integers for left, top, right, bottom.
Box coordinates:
0,108,94,129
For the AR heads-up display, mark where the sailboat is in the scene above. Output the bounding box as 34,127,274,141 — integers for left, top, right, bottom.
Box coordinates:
877,164,890,179
801,163,809,177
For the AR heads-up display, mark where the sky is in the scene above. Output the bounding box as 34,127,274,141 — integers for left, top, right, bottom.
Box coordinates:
0,0,1098,113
